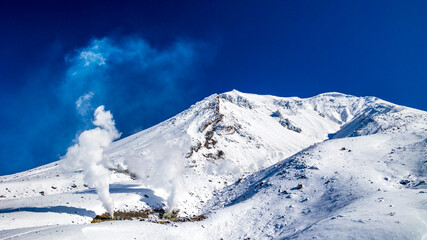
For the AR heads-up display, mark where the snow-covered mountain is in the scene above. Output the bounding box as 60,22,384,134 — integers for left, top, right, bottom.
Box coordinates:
0,90,426,239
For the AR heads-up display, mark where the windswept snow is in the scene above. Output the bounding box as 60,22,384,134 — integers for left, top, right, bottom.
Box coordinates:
0,90,426,239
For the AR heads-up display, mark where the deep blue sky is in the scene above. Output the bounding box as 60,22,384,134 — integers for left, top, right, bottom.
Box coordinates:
1,0,426,175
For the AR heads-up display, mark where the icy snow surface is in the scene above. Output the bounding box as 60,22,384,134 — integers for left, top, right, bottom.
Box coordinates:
0,90,426,239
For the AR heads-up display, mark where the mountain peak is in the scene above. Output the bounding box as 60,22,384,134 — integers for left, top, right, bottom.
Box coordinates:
312,91,355,98
0,91,425,238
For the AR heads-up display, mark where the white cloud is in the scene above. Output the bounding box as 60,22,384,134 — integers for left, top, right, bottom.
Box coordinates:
80,51,106,66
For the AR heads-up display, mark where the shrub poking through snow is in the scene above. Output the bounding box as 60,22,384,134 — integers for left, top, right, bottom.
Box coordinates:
162,209,180,219
91,208,206,224
91,210,150,223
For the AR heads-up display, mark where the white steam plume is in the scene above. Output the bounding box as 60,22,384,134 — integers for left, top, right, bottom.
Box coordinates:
61,105,121,217
75,91,94,116
124,135,189,211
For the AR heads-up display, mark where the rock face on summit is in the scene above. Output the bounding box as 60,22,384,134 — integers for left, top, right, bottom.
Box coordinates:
0,90,426,239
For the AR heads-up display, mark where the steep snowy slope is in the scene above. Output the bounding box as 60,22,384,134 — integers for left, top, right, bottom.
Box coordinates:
202,132,426,239
0,90,425,239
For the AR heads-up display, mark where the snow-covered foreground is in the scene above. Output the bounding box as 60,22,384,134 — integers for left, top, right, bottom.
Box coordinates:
0,90,426,239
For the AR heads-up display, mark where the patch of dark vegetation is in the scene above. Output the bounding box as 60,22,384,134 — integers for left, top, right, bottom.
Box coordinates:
91,209,207,224
91,212,115,223
151,214,207,224
92,209,153,223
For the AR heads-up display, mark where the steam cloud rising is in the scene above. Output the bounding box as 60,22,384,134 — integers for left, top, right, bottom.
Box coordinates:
61,36,201,133
0,35,205,175
57,36,203,215
0,34,208,213
61,106,121,217
124,135,190,211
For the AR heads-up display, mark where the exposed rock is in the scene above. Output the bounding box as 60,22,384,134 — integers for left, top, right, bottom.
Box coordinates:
279,118,302,133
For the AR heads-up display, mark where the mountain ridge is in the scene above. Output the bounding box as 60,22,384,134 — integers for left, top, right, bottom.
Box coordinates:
0,90,425,239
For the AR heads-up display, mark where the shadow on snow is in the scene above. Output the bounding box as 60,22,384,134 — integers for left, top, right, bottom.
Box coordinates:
0,206,96,218
76,183,165,209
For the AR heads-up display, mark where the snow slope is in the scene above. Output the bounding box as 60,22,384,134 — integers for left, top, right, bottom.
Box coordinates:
0,90,426,239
